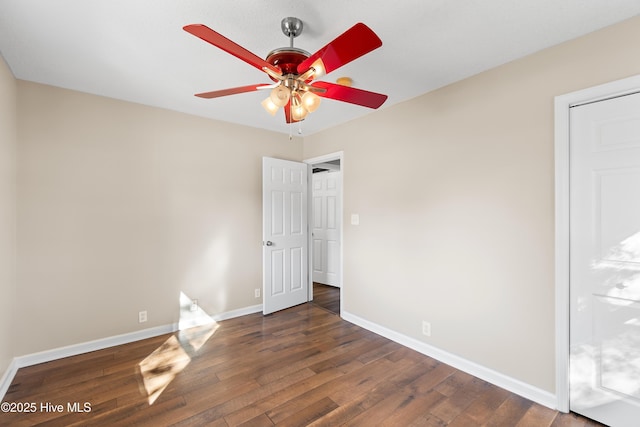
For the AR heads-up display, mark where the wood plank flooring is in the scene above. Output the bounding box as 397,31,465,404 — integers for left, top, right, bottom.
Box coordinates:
311,283,340,315
1,303,603,426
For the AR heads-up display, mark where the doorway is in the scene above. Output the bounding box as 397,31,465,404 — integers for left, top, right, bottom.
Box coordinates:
305,152,344,315
555,75,640,424
312,282,340,314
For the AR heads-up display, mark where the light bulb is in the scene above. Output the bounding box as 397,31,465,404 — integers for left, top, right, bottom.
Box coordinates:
269,85,290,107
261,97,279,116
301,91,321,113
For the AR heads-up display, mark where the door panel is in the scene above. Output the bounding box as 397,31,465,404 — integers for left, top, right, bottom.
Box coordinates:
263,157,309,314
271,249,285,295
291,247,303,290
570,92,640,426
271,191,285,236
312,171,341,287
291,191,303,234
595,296,640,400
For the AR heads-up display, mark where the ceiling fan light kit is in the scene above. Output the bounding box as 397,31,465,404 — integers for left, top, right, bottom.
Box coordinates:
183,17,387,125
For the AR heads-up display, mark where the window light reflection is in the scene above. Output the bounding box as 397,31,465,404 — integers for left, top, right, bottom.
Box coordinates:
137,292,218,405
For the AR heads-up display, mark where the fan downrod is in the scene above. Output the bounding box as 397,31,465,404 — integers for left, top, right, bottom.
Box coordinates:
265,18,309,77
281,17,303,48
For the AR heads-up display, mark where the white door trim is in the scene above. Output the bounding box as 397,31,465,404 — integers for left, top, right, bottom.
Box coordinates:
554,74,640,412
304,151,344,314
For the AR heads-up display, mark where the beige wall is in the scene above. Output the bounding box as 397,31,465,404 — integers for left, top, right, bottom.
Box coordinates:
0,55,17,378
16,82,302,355
8,14,640,396
304,15,640,393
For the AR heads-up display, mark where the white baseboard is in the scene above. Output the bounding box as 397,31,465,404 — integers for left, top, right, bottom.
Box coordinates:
16,324,179,370
0,358,19,401
341,310,557,410
211,304,262,321
0,323,175,401
3,305,554,410
0,304,264,401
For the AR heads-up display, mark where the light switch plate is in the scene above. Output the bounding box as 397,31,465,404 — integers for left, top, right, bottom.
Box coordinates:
351,214,360,225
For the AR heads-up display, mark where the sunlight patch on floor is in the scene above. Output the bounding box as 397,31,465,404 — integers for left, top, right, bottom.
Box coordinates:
137,292,218,404
138,335,191,405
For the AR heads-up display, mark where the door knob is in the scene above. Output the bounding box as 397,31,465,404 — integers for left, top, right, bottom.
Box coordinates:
265,241,274,246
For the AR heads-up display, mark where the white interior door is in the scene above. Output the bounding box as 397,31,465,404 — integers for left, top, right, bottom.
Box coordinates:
570,91,640,426
312,171,341,287
263,157,309,315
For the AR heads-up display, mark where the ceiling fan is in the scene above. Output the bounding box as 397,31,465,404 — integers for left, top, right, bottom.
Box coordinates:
183,17,388,123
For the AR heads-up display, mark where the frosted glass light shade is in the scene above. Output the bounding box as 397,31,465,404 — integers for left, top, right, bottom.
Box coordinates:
270,85,290,107
301,91,321,113
261,97,279,116
291,103,308,121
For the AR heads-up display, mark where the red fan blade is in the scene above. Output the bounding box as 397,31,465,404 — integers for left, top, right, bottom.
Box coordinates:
184,24,281,75
194,84,271,99
311,81,387,109
284,102,293,123
297,23,382,78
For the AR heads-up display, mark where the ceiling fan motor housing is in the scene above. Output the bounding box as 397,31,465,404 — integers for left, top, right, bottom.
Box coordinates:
265,47,310,78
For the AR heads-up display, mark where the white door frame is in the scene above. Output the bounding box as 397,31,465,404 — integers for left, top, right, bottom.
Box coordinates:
304,151,344,314
554,74,640,412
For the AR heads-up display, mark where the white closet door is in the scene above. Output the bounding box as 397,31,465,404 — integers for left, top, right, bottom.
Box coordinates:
570,91,640,427
312,171,341,287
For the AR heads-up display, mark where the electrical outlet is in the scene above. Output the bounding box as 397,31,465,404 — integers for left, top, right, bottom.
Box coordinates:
255,288,261,298
422,320,431,337
190,299,198,312
139,310,147,323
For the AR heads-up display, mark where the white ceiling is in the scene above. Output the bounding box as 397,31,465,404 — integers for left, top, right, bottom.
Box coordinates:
1,1,639,136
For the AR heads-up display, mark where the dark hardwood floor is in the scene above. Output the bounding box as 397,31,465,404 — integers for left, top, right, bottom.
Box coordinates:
311,282,340,315
1,303,603,426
